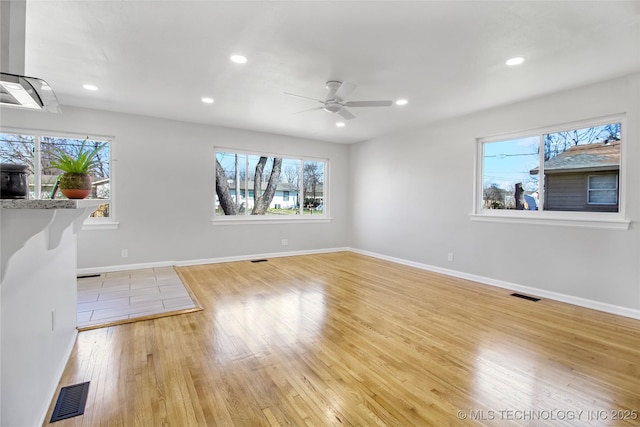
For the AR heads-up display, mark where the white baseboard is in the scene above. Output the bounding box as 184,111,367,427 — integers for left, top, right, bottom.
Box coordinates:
349,247,640,320
76,247,351,275
77,260,176,275
77,247,639,320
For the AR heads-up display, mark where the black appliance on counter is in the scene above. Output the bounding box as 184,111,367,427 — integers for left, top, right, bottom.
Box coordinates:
1,163,29,199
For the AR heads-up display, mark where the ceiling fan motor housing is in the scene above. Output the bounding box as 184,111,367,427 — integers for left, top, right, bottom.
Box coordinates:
323,101,343,113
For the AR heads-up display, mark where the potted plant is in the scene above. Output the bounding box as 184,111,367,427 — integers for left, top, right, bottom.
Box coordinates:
50,137,107,199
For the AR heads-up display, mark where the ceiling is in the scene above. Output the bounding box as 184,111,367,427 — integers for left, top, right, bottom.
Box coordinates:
19,1,640,144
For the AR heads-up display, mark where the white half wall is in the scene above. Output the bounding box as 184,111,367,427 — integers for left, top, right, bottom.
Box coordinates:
348,73,640,312
1,225,78,427
0,107,350,270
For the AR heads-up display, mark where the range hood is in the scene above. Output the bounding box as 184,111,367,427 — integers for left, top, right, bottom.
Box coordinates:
0,72,60,112
0,0,61,113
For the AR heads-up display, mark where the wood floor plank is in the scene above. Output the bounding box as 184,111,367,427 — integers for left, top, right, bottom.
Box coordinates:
43,252,640,426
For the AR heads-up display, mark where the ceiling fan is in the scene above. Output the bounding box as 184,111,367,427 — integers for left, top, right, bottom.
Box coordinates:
285,81,393,120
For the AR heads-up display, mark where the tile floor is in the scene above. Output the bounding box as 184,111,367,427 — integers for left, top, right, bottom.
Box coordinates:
77,266,199,329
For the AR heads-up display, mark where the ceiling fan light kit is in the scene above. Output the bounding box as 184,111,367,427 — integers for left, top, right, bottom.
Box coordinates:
286,81,393,120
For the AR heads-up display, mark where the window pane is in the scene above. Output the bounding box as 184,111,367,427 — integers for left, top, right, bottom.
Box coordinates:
215,151,324,218
482,137,540,210
215,151,245,215
276,158,301,214
41,136,111,217
588,175,616,190
543,123,620,212
303,160,324,214
588,190,617,205
1,133,112,218
0,134,35,198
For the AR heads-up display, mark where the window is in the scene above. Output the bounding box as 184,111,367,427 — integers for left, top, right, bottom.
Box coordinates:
214,149,327,219
587,175,617,205
475,116,627,227
0,132,113,221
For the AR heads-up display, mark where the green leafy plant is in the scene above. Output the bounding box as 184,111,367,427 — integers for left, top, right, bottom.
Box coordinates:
49,136,107,174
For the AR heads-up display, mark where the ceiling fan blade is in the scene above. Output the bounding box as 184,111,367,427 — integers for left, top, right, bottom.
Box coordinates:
337,108,356,120
292,106,325,115
333,82,357,101
326,83,340,100
284,92,325,103
344,100,393,107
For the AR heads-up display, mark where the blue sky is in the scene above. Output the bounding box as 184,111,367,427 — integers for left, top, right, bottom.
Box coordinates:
483,136,539,192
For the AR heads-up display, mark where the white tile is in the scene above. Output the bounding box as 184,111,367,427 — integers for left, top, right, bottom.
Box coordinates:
81,314,129,326
77,265,195,328
78,282,104,292
129,269,156,278
130,292,166,304
158,289,190,300
130,281,163,290
127,301,167,317
154,277,182,286
159,283,188,293
77,311,93,323
78,296,130,311
99,283,131,293
163,296,197,309
78,293,99,304
101,277,131,287
97,289,134,301
104,271,131,278
77,277,104,287
153,266,176,274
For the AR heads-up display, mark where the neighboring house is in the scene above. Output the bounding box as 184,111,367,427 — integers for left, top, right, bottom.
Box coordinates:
227,181,300,210
530,140,620,212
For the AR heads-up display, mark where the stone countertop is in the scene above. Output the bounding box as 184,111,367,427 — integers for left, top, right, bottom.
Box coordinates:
0,199,107,209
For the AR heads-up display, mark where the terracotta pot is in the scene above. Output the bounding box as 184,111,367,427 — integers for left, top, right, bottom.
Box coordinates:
60,188,92,199
59,173,92,199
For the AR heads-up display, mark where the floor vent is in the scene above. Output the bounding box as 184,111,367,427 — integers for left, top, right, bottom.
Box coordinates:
251,259,268,263
77,274,101,279
50,382,90,422
510,293,541,302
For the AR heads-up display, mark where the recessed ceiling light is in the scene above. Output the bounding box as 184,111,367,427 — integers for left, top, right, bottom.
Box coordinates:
230,55,247,64
505,57,525,66
395,99,408,106
336,122,345,127
82,84,99,91
201,97,214,104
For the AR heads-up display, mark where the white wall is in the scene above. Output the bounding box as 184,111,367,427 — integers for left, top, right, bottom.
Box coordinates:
0,106,350,270
349,73,640,313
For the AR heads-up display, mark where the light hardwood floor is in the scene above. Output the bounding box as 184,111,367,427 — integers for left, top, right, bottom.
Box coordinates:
44,252,640,426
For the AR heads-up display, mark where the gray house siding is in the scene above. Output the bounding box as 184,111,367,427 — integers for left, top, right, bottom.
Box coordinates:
545,171,618,212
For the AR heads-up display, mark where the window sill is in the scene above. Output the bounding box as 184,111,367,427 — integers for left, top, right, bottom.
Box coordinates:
211,216,332,225
469,212,630,230
81,221,120,231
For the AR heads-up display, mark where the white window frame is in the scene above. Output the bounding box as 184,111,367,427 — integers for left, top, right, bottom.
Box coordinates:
471,114,629,230
0,127,118,230
212,147,331,224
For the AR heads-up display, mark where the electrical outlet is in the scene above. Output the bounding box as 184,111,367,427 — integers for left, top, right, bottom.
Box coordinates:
281,239,289,246
121,249,128,258
447,252,454,262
